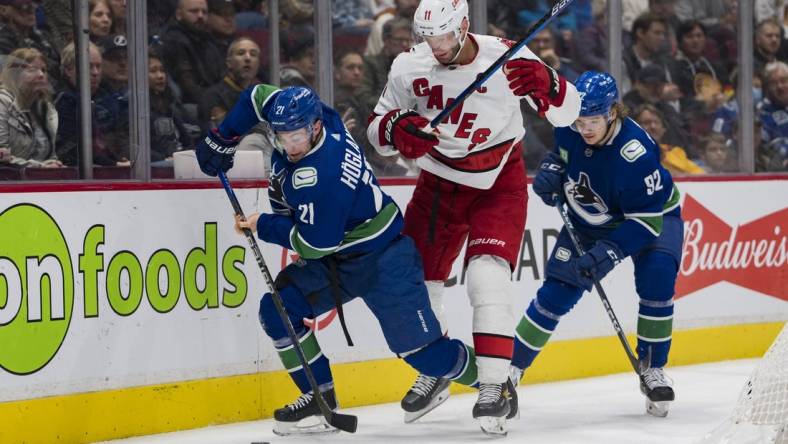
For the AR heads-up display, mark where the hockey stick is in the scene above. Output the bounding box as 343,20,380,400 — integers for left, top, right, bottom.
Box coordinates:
430,0,575,127
217,171,358,434
553,195,644,378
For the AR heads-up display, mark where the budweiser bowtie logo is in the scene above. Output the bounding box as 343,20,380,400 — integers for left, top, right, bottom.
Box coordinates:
676,194,787,301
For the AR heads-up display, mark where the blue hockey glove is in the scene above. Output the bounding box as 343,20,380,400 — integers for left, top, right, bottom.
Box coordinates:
571,240,623,291
196,128,239,176
532,152,565,206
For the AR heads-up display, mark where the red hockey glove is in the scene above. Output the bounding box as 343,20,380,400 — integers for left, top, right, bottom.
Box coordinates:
504,58,567,116
380,109,439,159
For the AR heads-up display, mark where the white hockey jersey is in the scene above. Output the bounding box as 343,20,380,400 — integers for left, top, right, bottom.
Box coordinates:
367,33,581,189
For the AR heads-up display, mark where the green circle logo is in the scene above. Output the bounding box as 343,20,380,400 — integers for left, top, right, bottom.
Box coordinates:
0,204,73,374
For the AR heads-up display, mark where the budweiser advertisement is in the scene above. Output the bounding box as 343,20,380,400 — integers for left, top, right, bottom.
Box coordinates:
677,194,787,301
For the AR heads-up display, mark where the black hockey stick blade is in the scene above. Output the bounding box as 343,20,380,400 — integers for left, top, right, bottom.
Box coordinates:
430,0,575,127
328,411,358,433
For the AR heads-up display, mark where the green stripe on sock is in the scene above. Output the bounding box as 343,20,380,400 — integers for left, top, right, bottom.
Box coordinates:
638,315,673,341
452,344,478,386
278,329,322,370
515,315,552,350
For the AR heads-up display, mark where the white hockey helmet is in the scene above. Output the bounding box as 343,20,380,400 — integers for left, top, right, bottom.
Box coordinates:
413,0,469,38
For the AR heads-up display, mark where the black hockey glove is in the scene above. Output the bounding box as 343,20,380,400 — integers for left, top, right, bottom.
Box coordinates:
196,128,239,176
532,152,565,206
570,240,623,291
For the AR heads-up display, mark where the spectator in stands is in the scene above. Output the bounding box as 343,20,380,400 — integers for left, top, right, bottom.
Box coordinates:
333,0,374,30
648,0,680,51
695,133,736,173
42,0,73,46
359,17,412,113
365,0,417,56
149,50,196,165
94,33,130,161
516,0,593,48
108,0,125,35
672,20,728,99
624,64,691,149
234,0,267,31
0,0,60,72
97,34,127,95
575,0,607,72
756,0,787,26
161,0,225,106
367,0,395,17
711,70,763,139
200,36,269,156
671,19,729,134
707,0,738,74
279,31,314,87
281,0,313,29
200,36,260,128
675,0,731,28
0,47,62,168
634,103,704,174
623,0,648,32
149,0,178,38
755,19,783,75
55,41,128,167
206,0,236,57
527,28,579,81
622,13,671,92
334,47,404,176
88,0,113,41
334,49,366,131
757,61,788,171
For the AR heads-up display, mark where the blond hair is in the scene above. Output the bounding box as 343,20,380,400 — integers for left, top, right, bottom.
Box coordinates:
0,48,52,108
60,41,101,70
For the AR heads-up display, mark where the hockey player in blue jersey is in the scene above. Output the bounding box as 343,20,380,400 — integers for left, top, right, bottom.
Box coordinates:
195,85,480,435
509,71,683,417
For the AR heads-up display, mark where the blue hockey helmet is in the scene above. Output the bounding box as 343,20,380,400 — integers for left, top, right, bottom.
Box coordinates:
575,71,619,117
268,86,323,133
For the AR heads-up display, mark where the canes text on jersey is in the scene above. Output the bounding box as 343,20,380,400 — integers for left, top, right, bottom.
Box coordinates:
413,78,492,150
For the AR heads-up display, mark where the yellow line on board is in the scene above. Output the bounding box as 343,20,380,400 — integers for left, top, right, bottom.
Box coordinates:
1,321,783,444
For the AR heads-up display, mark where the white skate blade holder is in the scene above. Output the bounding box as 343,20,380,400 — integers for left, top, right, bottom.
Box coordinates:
273,415,341,436
403,385,450,423
478,415,508,437
646,399,670,417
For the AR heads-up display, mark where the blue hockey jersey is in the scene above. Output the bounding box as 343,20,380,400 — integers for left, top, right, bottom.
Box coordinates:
553,117,681,257
218,84,404,259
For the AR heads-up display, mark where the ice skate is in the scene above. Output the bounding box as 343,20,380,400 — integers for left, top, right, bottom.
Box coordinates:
401,374,451,423
473,382,511,436
639,367,675,417
507,366,523,420
272,389,340,436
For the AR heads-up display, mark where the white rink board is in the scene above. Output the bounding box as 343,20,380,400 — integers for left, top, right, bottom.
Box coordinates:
0,179,785,403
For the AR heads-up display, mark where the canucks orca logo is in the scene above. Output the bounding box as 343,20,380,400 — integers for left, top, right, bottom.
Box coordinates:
564,172,612,225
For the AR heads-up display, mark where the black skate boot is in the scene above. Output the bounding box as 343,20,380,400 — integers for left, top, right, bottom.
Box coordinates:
506,366,521,420
472,382,511,436
401,374,451,423
639,367,675,417
273,389,340,436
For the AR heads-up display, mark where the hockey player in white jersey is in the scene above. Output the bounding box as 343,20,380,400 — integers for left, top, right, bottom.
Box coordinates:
366,0,580,435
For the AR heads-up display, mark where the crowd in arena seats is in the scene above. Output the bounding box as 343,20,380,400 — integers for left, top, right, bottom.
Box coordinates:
503,0,788,174
0,0,786,180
